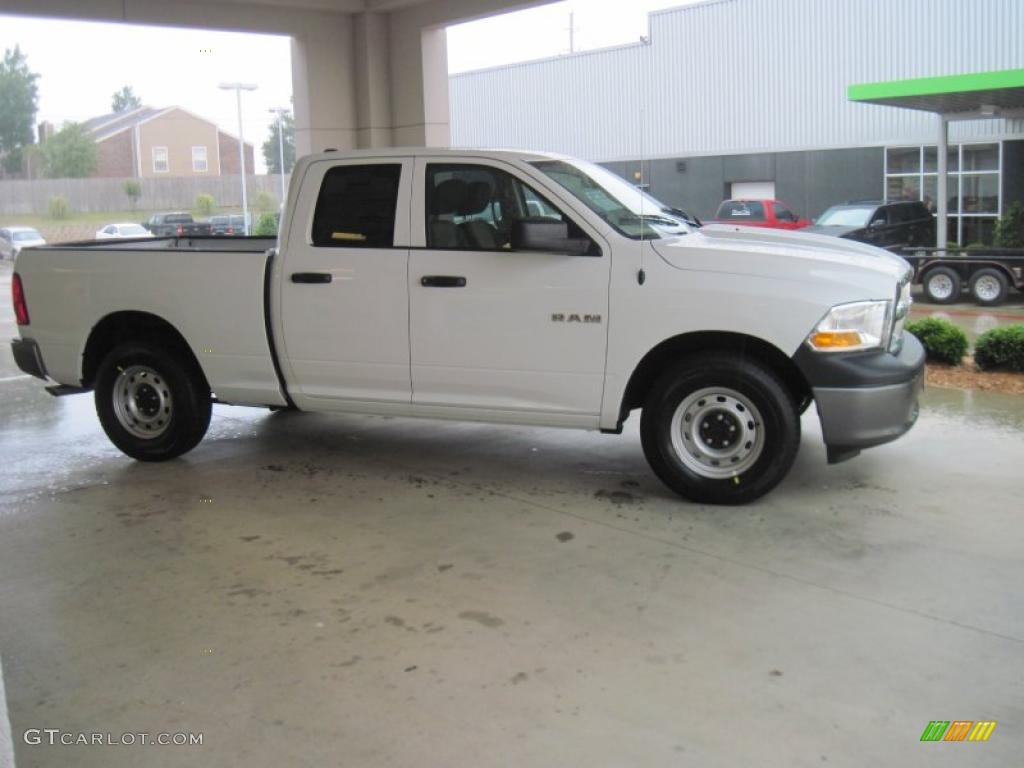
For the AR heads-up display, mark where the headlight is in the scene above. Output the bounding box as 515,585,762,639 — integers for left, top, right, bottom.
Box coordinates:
889,280,912,353
806,300,891,353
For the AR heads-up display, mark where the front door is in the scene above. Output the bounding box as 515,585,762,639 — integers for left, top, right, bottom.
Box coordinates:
408,158,610,421
277,157,413,407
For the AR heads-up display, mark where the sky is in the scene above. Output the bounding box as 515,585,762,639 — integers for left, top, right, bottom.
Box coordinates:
0,0,693,173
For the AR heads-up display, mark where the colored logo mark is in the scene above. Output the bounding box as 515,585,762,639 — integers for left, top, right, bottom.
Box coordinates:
920,721,996,742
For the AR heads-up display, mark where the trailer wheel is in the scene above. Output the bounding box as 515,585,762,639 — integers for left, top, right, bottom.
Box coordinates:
922,266,961,305
969,268,1008,307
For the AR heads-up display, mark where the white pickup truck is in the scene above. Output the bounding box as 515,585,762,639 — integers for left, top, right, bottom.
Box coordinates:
10,148,924,504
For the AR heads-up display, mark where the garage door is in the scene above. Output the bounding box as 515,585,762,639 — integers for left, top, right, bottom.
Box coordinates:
731,181,775,199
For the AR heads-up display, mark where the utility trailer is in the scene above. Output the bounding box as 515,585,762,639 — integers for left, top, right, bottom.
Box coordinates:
901,247,1024,307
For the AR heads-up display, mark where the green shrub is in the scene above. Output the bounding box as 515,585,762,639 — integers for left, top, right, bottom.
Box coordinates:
974,325,1024,372
47,195,70,220
123,180,142,210
194,193,216,217
254,212,278,237
993,201,1024,248
254,190,277,214
905,317,968,365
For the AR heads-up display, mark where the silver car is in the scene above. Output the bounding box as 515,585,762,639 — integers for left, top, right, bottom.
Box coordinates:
0,227,47,260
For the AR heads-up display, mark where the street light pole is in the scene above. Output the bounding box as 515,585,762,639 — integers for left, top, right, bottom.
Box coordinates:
268,107,289,204
219,82,257,235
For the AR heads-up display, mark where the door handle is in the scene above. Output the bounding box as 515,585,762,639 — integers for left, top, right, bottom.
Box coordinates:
291,272,333,284
421,275,467,288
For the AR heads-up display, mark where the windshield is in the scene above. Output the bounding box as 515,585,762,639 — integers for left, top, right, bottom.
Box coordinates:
816,206,874,227
14,230,42,241
530,159,672,239
119,224,147,235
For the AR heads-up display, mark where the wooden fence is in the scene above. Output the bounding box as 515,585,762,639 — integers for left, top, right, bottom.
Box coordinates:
0,174,286,215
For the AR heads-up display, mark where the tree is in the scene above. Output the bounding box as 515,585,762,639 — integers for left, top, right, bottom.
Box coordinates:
40,122,97,178
0,46,40,175
111,86,142,113
994,201,1024,249
262,112,295,174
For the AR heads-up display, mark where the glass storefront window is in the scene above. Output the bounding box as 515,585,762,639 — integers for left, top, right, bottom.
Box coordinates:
960,174,999,214
886,147,920,174
923,175,959,214
962,143,999,172
885,143,1001,245
923,146,959,173
960,217,996,247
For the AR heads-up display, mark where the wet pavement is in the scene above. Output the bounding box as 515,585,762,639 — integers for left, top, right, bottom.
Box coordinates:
1,260,1023,767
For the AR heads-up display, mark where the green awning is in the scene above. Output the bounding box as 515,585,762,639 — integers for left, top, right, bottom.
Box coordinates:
848,69,1024,114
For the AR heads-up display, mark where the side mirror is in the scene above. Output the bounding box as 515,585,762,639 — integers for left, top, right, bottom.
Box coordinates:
869,217,886,229
511,218,591,255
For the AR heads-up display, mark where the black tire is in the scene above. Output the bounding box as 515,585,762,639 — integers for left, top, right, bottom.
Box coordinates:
640,354,800,505
922,266,961,305
94,341,211,461
968,268,1009,307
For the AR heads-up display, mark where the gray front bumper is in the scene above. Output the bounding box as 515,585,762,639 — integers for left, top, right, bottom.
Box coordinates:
814,368,924,463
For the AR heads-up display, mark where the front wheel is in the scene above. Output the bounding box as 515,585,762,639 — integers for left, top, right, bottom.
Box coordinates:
640,354,800,505
94,341,212,461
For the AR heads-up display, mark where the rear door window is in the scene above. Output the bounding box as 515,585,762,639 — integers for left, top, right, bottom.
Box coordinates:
312,164,402,248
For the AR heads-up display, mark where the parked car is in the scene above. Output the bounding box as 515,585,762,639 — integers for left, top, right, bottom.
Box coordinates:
142,213,212,237
210,214,248,236
712,199,810,230
803,200,935,250
10,148,922,506
96,222,154,240
0,227,46,260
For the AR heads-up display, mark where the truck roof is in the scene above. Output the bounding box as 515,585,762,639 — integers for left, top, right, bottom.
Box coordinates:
300,147,570,164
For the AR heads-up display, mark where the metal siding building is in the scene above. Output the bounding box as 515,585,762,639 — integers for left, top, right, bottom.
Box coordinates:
449,0,1024,237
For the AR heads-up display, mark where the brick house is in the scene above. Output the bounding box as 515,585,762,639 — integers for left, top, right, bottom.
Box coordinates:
82,106,254,179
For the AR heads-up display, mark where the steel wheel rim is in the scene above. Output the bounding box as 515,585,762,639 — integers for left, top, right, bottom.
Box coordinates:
669,387,765,479
112,365,172,439
974,275,1000,302
928,274,954,300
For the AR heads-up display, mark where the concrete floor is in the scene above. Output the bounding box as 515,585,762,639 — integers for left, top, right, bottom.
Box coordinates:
2,262,1023,767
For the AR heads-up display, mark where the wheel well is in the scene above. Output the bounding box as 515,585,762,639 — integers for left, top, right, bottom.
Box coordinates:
618,331,811,424
81,311,204,388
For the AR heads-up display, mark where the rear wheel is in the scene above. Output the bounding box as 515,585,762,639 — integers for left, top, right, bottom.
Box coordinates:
922,266,961,304
640,354,800,505
969,268,1008,307
95,341,211,461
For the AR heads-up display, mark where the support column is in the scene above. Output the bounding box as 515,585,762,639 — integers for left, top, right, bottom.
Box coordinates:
936,115,949,249
291,16,358,157
388,16,451,147
353,13,393,148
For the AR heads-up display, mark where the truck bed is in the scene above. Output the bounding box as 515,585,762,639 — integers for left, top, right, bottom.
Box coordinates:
15,237,286,406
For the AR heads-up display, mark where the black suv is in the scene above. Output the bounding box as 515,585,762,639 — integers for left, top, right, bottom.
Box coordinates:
803,200,935,250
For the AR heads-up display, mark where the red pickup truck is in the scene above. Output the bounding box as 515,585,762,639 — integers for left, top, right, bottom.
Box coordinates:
712,199,811,230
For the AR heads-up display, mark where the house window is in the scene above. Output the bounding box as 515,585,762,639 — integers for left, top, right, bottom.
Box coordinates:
192,146,208,173
884,142,1001,246
152,147,169,173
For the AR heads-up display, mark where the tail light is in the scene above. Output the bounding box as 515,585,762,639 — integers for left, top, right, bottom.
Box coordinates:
176,225,184,236
12,272,29,325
